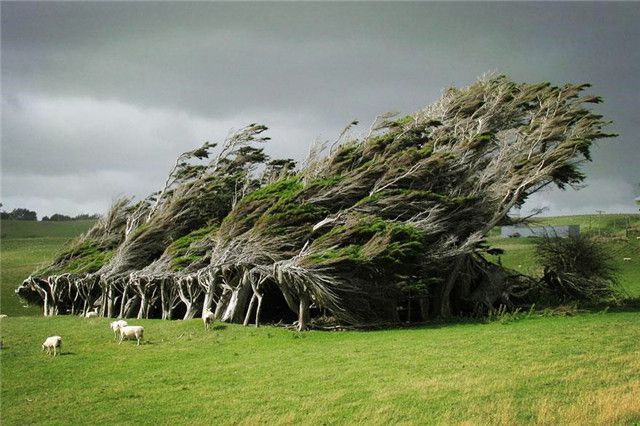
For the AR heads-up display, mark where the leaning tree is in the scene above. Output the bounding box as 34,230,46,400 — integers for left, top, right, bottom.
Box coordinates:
17,75,614,329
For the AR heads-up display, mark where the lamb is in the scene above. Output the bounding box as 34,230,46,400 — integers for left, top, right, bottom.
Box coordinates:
85,311,98,318
202,309,215,330
117,325,144,346
42,336,62,356
110,320,128,339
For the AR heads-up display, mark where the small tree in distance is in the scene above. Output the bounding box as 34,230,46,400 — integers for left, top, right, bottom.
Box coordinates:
535,234,619,303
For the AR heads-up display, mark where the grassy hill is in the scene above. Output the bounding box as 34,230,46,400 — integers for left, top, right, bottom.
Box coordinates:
1,216,638,424
0,219,96,240
0,220,95,316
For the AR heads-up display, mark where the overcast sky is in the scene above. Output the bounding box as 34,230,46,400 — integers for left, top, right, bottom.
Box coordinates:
2,2,639,218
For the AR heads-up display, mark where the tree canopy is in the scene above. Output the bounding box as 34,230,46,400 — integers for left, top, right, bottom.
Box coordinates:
17,75,616,329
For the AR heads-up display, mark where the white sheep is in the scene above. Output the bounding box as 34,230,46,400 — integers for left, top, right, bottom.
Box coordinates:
0,314,8,319
42,336,62,356
85,311,98,318
623,257,631,262
110,320,128,339
117,325,144,346
202,309,215,330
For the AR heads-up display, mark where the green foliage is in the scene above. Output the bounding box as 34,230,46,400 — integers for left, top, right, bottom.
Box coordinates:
393,115,414,126
308,244,364,263
0,207,37,221
166,224,217,255
170,255,204,271
240,177,303,204
355,188,475,208
304,174,345,190
364,133,395,156
165,224,217,271
43,240,114,275
307,216,425,274
221,177,307,236
327,142,363,173
257,200,328,231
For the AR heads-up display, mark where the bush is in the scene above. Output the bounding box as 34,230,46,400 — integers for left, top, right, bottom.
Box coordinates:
535,234,619,303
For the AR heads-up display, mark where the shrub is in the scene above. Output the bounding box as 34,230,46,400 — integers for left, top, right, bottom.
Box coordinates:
535,234,619,302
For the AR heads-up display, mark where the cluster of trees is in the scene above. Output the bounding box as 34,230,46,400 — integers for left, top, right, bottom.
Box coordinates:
1,207,37,221
41,213,101,221
0,205,99,221
17,75,619,329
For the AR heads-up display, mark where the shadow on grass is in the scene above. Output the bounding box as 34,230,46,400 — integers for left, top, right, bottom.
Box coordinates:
308,301,640,333
210,324,227,331
115,341,153,346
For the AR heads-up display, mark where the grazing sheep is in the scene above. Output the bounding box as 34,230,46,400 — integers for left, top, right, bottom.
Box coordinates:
202,309,215,330
0,314,8,319
117,325,144,346
85,311,98,318
623,257,631,261
42,336,62,356
110,320,128,339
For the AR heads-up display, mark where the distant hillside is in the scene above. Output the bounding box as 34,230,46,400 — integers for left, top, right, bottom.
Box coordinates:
533,214,640,236
489,214,640,297
0,219,96,240
0,220,95,316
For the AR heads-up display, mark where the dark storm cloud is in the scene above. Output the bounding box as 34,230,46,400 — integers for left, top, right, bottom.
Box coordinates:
2,2,639,216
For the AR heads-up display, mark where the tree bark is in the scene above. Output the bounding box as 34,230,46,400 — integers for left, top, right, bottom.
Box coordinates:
298,294,310,331
119,288,129,318
255,293,263,327
243,294,257,326
123,295,139,318
419,297,429,321
106,285,114,318
438,255,465,318
221,281,252,323
183,303,196,320
202,279,217,314
137,295,147,319
214,288,230,319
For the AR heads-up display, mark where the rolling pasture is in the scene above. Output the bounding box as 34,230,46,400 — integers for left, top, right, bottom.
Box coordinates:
488,214,640,297
1,216,639,424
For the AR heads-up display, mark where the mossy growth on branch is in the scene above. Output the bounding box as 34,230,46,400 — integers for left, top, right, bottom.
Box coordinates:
256,199,328,232
165,224,217,271
166,224,217,256
305,214,425,275
39,240,115,275
221,177,305,237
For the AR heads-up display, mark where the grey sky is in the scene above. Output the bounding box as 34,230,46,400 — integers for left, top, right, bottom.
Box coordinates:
2,2,639,217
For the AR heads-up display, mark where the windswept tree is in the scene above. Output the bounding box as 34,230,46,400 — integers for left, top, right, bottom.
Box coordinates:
18,75,615,328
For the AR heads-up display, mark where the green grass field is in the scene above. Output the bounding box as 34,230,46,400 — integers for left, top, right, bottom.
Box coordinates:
0,220,95,316
1,217,639,424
